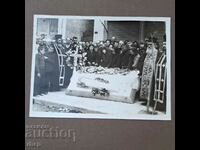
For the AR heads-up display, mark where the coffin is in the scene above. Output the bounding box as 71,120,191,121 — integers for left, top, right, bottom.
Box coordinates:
65,66,140,103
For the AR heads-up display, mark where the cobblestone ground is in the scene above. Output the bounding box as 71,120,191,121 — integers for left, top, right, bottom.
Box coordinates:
32,99,105,114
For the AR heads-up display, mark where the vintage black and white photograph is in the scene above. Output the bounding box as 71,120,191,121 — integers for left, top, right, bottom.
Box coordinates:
29,15,171,120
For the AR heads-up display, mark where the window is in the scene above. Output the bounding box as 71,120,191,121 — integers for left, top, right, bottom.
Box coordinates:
36,18,58,37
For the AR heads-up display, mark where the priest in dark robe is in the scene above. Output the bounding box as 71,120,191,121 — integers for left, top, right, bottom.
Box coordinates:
53,34,67,87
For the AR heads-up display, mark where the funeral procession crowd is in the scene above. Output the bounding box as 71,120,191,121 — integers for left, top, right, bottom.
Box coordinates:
33,34,166,111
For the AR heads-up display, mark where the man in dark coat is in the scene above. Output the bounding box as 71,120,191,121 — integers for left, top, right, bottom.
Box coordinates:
137,42,147,75
120,44,130,69
112,41,121,68
85,44,96,66
105,44,115,67
34,45,48,96
45,44,60,92
107,44,119,68
100,48,111,67
93,46,102,66
115,41,124,68
63,38,74,88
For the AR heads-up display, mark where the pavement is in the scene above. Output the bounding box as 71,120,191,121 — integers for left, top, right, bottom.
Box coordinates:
32,90,165,118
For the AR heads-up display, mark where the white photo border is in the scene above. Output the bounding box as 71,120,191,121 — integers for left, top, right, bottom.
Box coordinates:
29,15,171,120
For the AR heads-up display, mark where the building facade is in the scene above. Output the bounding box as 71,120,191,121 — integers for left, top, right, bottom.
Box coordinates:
36,18,165,44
